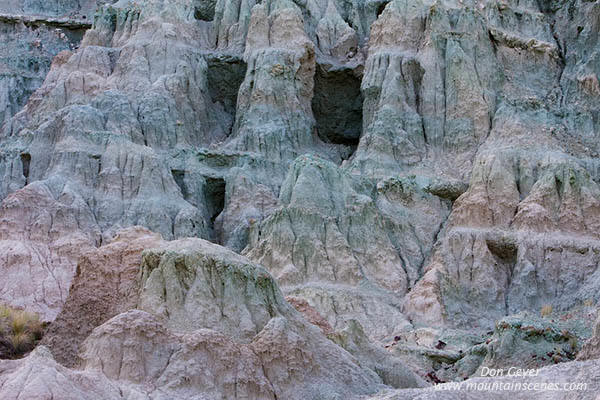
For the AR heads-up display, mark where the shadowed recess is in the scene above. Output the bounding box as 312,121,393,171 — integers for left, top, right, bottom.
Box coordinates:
204,177,226,243
312,63,363,146
193,0,217,21
20,153,31,183
206,55,247,135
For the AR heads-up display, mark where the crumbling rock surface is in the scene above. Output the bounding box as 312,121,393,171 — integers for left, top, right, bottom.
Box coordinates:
0,183,98,321
0,0,599,397
1,236,427,399
400,0,600,329
40,226,165,367
330,319,429,388
0,346,123,400
132,237,424,397
246,154,449,339
0,0,595,334
0,0,100,126
286,295,334,335
476,313,584,371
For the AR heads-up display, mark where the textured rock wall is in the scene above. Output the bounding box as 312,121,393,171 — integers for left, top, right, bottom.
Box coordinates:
0,1,102,126
0,0,599,396
0,0,597,332
40,227,164,366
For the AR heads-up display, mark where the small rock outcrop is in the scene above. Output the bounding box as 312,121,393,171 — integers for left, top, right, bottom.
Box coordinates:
133,237,405,398
0,346,122,400
330,319,428,389
40,227,164,367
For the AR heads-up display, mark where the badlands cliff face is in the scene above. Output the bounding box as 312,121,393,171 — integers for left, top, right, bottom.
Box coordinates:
0,0,599,398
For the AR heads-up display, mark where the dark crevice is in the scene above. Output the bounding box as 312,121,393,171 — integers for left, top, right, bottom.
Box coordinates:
108,49,120,74
206,55,247,136
193,0,217,21
312,64,363,147
486,239,517,264
204,177,226,244
342,15,355,30
555,175,564,206
171,169,188,198
91,154,101,176
339,145,357,162
486,238,517,316
487,29,498,56
535,0,568,105
402,57,426,144
20,153,31,184
514,160,523,200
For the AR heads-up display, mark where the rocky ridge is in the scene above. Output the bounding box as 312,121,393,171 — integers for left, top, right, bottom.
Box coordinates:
0,0,599,398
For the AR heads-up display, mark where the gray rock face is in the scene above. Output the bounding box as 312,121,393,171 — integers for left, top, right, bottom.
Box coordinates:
131,238,406,398
246,154,449,339
0,0,599,397
0,1,106,18
0,13,89,127
330,319,429,388
138,237,290,339
0,183,98,321
0,346,123,400
0,0,107,126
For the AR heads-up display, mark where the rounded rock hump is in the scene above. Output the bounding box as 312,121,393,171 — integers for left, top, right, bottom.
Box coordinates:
138,237,292,339
78,238,389,399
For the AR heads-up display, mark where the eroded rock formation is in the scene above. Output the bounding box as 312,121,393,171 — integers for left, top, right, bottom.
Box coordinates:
0,0,600,397
0,236,426,399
